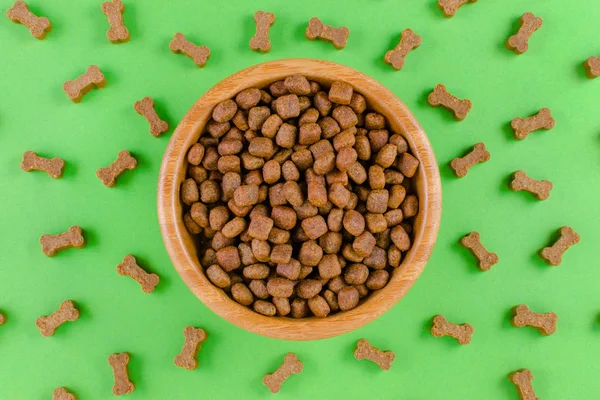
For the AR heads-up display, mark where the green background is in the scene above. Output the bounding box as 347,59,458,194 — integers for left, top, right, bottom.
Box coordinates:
1,0,598,398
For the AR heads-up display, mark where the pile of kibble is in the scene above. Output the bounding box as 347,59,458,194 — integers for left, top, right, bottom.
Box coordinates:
180,74,420,318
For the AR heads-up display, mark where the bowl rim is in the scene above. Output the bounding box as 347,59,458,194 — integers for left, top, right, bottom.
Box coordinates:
158,58,442,341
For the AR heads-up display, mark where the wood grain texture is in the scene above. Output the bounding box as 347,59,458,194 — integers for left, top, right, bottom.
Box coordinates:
158,59,442,340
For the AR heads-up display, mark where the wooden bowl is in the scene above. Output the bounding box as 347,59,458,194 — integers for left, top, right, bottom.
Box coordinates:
158,59,441,341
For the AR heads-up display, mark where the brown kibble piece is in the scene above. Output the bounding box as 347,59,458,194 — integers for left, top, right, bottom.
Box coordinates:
332,106,358,130
344,263,369,285
511,108,555,140
273,297,291,316
584,56,600,79
296,279,323,299
540,226,580,266
366,270,389,290
276,259,301,280
308,295,330,318
506,13,543,54
328,81,353,105
254,300,276,316
390,225,410,251
40,225,85,257
305,17,349,49
170,33,210,67
174,326,207,370
267,277,294,298
52,387,76,400
181,178,199,206
284,75,311,95
354,339,395,370
101,0,129,43
234,184,259,207
301,215,328,240
460,232,498,271
450,142,490,177
397,153,419,178
428,84,472,120
509,369,539,400
63,65,106,103
134,97,169,137
206,264,231,288
338,286,360,311
318,254,342,280
437,0,477,17
117,255,160,293
216,246,241,271
431,315,473,345
212,100,238,123
97,150,137,187
384,29,421,71
263,353,303,394
353,232,376,258
108,353,135,395
20,151,65,179
299,240,323,267
250,11,275,52
367,189,389,214
231,283,253,306
511,304,557,336
36,300,79,336
236,88,261,110
510,170,552,200
275,94,301,119
375,144,397,168
248,214,274,240
6,1,51,39
248,106,271,130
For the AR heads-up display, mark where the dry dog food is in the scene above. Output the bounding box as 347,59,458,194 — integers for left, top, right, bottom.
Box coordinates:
509,369,538,400
507,12,543,54
53,387,76,400
450,142,490,177
540,226,580,266
170,33,210,67
584,56,600,78
437,0,477,17
108,352,135,395
97,150,137,187
6,1,51,39
134,97,169,137
510,171,552,200
431,315,473,345
384,29,421,71
117,255,160,293
63,65,106,103
20,151,65,179
353,338,395,370
511,108,555,140
305,17,349,49
40,225,85,257
263,353,303,393
460,232,498,271
250,11,275,53
511,304,557,336
174,326,207,370
101,0,129,43
36,300,79,336
428,84,472,120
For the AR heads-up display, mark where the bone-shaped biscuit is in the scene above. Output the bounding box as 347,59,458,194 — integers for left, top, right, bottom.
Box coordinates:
584,56,600,79
53,387,77,400
6,1,51,39
384,29,421,71
511,108,555,140
450,142,490,178
101,0,129,44
510,171,552,200
20,151,65,179
540,226,580,266
134,97,169,137
108,352,135,396
169,33,210,67
353,338,395,370
431,315,473,345
250,11,275,53
305,17,349,49
428,84,472,120
509,369,539,400
96,150,137,187
506,12,543,54
263,353,303,393
36,300,80,337
40,225,85,257
63,65,106,103
174,326,207,370
117,255,159,293
460,232,499,271
511,304,557,336
437,0,478,17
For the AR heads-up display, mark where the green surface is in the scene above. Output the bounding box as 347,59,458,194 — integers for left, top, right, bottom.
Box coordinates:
1,0,599,398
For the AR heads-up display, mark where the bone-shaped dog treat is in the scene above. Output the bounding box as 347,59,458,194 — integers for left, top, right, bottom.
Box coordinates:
384,29,422,71
584,56,600,79
510,171,552,200
63,65,106,103
20,151,65,179
540,226,580,266
511,108,555,140
6,1,51,39
117,255,160,293
305,17,349,50
96,150,137,187
36,300,80,337
53,387,77,400
174,326,207,370
511,304,557,336
101,0,129,43
431,315,473,345
450,142,490,178
169,33,211,67
506,12,543,54
428,84,472,120
353,338,395,370
437,0,478,17
40,225,85,257
250,11,275,53
108,352,135,396
509,369,539,400
263,353,303,393
134,97,169,137
460,232,499,271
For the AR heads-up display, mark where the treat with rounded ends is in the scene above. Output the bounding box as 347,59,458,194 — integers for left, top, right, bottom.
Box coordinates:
63,65,106,103
584,56,600,79
437,0,477,17
509,171,552,200
40,226,85,257
384,29,421,71
450,142,490,178
108,352,135,396
460,232,498,271
511,108,555,140
263,353,303,393
353,338,395,370
6,1,51,39
305,17,349,49
511,304,557,336
428,84,471,120
117,255,160,293
53,387,77,400
20,151,65,179
169,33,210,67
431,315,473,345
509,369,539,400
540,226,580,266
96,150,137,187
36,300,79,336
250,11,275,53
174,326,207,370
507,13,543,54
101,0,129,43
134,97,169,137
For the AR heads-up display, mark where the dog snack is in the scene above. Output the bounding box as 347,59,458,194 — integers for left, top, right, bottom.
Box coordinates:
509,369,539,400
438,0,477,17
6,1,51,39
134,97,169,137
0,311,5,325
36,300,79,336
53,387,77,400
431,315,473,345
353,338,395,370
170,33,210,67
108,353,135,396
20,151,65,179
584,56,600,78
511,304,557,336
450,142,490,177
507,13,543,54
511,108,555,140
116,255,159,293
101,0,129,43
40,225,85,257
96,150,137,187
428,84,472,120
540,226,580,266
174,326,207,370
63,65,106,103
510,171,552,200
263,353,303,393
384,29,421,71
305,17,349,49
460,232,498,271
250,11,275,53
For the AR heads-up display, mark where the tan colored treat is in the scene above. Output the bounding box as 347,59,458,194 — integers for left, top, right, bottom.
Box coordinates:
509,171,552,200
450,142,490,177
328,81,353,105
285,75,311,96
134,97,169,137
108,353,135,396
40,225,85,257
318,254,342,279
63,65,106,103
250,11,275,52
437,0,477,17
511,108,555,140
174,326,207,370
20,151,65,179
460,232,498,271
231,282,254,305
97,150,137,187
275,94,300,119
53,387,77,400
263,353,303,393
428,84,472,120
169,32,210,67
308,295,330,317
338,286,360,311
6,1,51,39
354,338,395,370
384,29,421,71
431,315,473,345
507,13,543,54
397,153,419,178
305,17,349,49
254,300,276,315
540,226,580,266
509,369,539,400
36,300,79,336
116,255,160,293
511,304,557,336
101,0,129,43
584,56,600,79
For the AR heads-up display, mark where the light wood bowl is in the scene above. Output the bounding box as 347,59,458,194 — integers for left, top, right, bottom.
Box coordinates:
158,59,441,341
